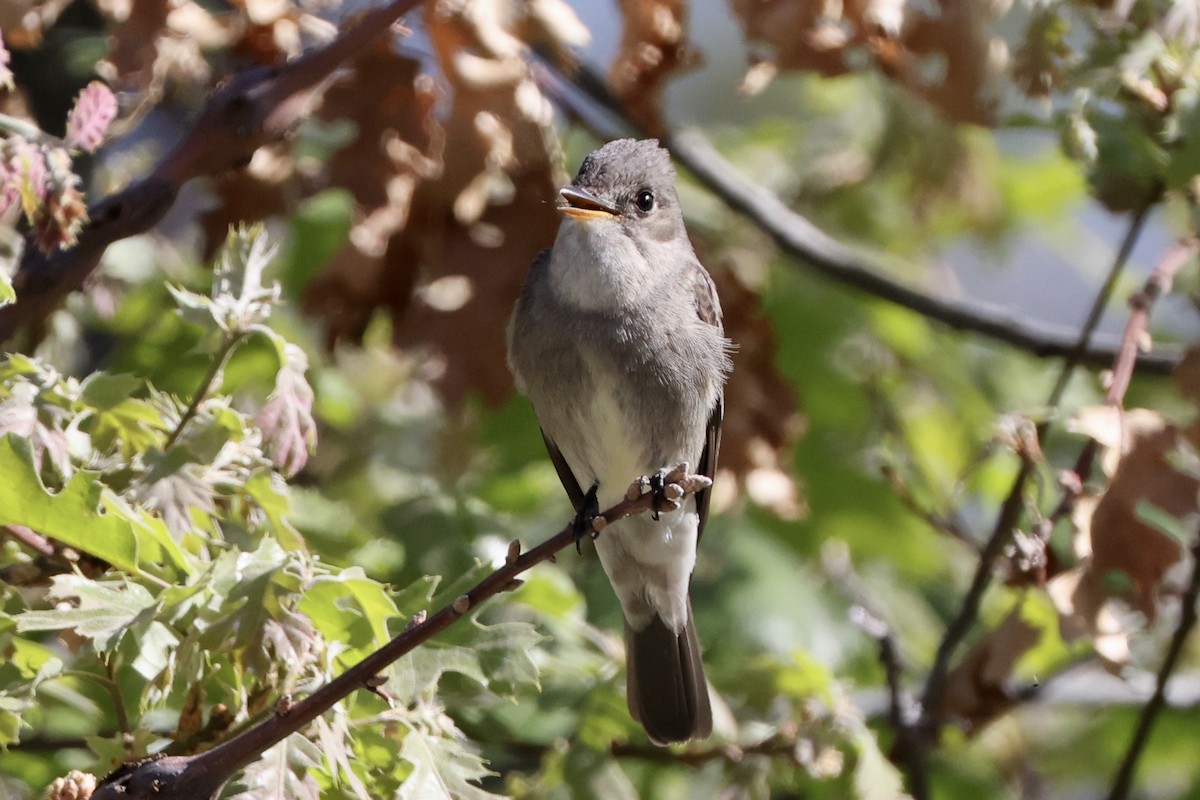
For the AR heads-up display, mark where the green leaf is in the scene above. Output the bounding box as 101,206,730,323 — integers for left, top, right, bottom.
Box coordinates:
297,568,397,665
396,722,503,800
16,575,156,650
228,733,323,800
0,434,189,576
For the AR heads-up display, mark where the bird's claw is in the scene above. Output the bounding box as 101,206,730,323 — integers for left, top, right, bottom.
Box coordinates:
574,484,600,554
649,468,672,520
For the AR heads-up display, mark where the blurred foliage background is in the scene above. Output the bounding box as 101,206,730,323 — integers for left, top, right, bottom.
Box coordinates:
1,1,1200,798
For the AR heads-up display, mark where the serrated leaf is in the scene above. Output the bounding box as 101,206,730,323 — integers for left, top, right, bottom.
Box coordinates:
226,733,324,800
15,575,156,650
395,723,502,800
391,616,543,702
243,470,306,551
0,434,189,576
257,343,316,477
210,225,282,333
64,81,117,153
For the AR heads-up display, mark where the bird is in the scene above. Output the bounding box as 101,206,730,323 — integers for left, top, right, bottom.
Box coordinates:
507,138,730,744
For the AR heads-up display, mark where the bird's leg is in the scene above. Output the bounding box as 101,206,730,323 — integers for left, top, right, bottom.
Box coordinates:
574,483,600,554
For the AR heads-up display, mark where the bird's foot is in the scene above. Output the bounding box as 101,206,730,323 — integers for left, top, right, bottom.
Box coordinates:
574,483,601,554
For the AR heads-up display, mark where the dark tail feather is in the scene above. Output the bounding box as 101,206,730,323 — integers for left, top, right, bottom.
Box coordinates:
625,603,712,745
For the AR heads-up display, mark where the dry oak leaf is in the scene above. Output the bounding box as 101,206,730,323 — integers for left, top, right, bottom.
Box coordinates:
306,0,569,405
730,0,1007,125
608,0,700,135
301,38,439,343
1046,564,1133,671
1067,407,1195,619
938,608,1041,735
705,251,806,518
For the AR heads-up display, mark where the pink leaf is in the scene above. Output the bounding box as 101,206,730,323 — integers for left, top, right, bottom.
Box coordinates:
256,344,317,477
65,82,117,153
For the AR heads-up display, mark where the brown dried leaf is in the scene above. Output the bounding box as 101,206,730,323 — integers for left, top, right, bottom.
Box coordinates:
938,609,1041,735
306,0,567,406
199,147,296,261
608,0,700,134
1068,407,1194,619
730,0,1005,125
301,37,439,345
100,0,224,92
0,0,72,48
700,243,807,517
1046,564,1133,671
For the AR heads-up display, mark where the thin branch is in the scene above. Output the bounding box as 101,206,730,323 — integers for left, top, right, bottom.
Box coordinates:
1106,237,1197,406
914,203,1151,794
823,544,927,795
880,459,976,549
163,330,248,451
1105,540,1200,800
89,465,711,800
1,524,55,557
529,57,1180,375
1032,237,1197,544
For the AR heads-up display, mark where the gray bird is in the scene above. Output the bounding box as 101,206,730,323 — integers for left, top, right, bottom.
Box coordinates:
507,138,731,744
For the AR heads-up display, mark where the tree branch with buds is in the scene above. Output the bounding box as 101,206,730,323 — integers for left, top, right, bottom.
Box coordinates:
89,464,711,800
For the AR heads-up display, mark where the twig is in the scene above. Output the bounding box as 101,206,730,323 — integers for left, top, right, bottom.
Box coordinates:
914,203,1151,793
528,57,1180,375
89,465,711,800
880,460,976,549
822,543,927,794
1106,237,1197,406
163,330,249,450
1037,238,1196,542
1105,540,1200,800
1,524,56,557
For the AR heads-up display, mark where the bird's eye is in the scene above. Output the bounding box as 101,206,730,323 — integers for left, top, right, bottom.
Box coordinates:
634,189,655,214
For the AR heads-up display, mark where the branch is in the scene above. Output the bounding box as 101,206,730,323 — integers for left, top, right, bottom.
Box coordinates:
822,543,927,795
89,464,711,800
0,0,425,343
529,58,1180,375
911,204,1151,797
1105,539,1200,800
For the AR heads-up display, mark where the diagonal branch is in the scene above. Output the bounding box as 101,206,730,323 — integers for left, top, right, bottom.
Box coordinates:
530,58,1180,375
89,465,711,800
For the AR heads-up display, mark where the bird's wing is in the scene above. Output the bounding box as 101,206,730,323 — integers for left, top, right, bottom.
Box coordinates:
694,265,725,543
542,429,586,513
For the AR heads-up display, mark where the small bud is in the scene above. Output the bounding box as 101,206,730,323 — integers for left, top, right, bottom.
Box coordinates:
453,595,470,614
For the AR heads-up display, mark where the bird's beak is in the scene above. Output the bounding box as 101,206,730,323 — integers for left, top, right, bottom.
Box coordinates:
557,186,620,220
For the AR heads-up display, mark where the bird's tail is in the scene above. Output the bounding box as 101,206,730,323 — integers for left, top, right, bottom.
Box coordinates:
624,600,712,745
